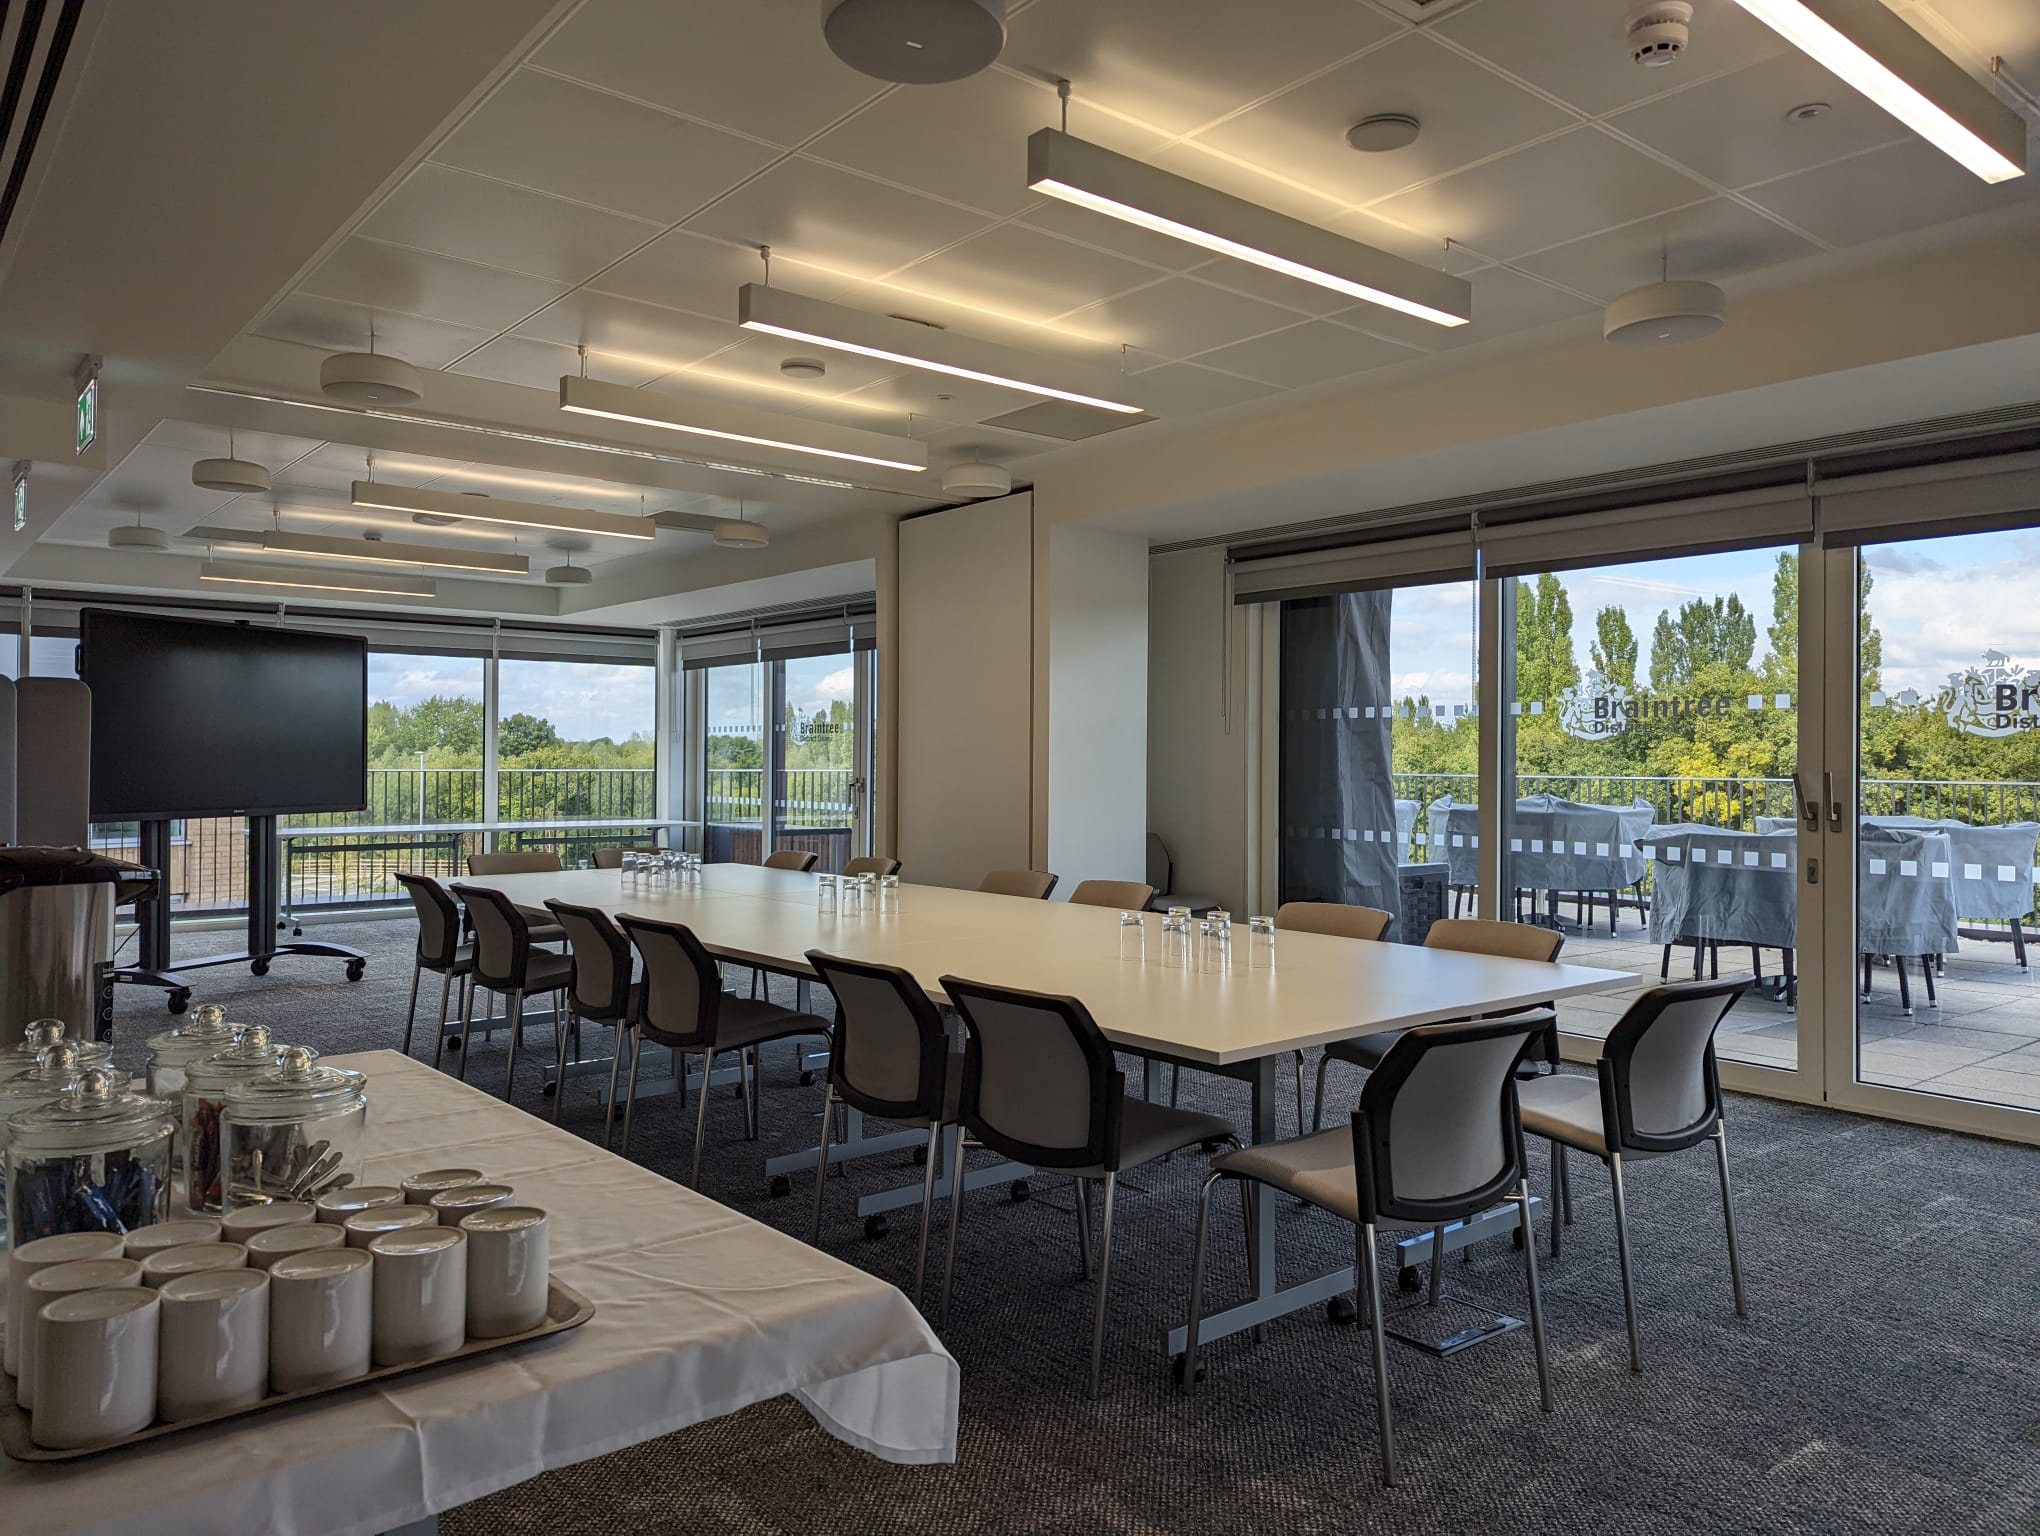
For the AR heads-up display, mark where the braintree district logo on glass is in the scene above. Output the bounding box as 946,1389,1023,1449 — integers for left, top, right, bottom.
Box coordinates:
1939,650,2040,737
1556,672,1747,741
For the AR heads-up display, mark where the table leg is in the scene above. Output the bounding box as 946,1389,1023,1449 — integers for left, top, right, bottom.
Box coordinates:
1249,1055,1277,1308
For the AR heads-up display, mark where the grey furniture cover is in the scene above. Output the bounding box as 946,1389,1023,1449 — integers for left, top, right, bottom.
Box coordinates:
1425,796,1651,894
1645,824,1799,952
1857,824,1959,955
1757,814,2039,925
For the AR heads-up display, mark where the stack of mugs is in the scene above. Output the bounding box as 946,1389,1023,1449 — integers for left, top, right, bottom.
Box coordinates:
4,1167,550,1450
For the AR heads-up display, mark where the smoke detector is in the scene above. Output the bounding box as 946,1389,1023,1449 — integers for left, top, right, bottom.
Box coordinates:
780,357,828,380
107,520,168,550
1346,114,1421,154
823,0,1006,83
320,350,424,406
545,561,593,585
1625,1,1692,67
942,460,1011,499
713,519,770,548
1604,279,1726,347
192,456,270,495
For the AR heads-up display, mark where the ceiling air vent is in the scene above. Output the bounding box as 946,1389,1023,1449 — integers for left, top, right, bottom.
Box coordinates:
981,402,1154,442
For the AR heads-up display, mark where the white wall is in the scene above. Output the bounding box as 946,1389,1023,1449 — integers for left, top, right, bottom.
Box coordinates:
1147,546,1251,914
896,492,1034,889
1044,525,1148,891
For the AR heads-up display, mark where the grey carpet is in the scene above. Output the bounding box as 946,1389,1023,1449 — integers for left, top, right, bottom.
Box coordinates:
110,919,2040,1536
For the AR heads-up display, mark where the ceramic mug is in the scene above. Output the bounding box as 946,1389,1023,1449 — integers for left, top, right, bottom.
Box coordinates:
124,1218,224,1262
244,1222,346,1270
426,1183,515,1224
268,1248,372,1393
369,1227,467,1367
140,1242,249,1288
156,1267,270,1422
31,1288,160,1450
459,1207,549,1339
313,1185,404,1225
401,1168,484,1206
220,1201,316,1244
22,1257,145,1411
342,1205,439,1249
6,1231,124,1378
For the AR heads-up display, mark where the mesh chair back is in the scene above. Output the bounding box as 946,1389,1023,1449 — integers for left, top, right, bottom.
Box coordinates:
843,855,902,879
941,976,1121,1170
397,872,461,968
592,846,659,870
1423,918,1564,963
764,850,819,872
1276,901,1391,941
617,913,722,1049
1601,979,1746,1152
808,951,948,1120
1068,879,1156,911
1353,1015,1543,1226
449,884,534,991
468,851,563,876
980,869,1058,900
545,899,632,1021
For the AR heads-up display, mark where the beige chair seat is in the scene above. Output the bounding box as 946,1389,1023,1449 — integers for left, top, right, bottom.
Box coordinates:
1516,1073,1611,1156
714,997,831,1052
1062,1099,1233,1179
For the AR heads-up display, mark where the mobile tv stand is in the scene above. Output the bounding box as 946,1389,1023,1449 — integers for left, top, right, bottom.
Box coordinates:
113,816,366,1015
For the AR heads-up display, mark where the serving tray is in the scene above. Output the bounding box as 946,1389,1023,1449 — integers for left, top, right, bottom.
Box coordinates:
0,1278,593,1462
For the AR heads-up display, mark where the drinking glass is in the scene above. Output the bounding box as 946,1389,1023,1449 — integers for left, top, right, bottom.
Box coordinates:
817,874,838,913
1248,916,1276,970
878,873,900,908
1118,911,1145,963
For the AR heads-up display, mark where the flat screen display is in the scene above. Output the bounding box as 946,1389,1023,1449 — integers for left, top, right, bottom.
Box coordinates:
79,608,367,820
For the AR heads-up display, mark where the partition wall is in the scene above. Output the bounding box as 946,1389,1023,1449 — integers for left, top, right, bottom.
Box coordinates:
1237,432,2040,1145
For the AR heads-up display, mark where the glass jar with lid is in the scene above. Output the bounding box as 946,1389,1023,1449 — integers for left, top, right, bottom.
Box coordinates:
5,1066,173,1245
220,1048,367,1210
0,1020,112,1088
182,1025,304,1215
0,1042,85,1250
144,1003,242,1102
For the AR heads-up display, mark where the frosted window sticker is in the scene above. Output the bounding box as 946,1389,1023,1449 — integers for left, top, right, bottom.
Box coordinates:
1931,862,1949,879
1573,841,1587,856
1744,852,1760,867
1509,839,1522,852
1640,845,1656,859
1774,693,1790,709
1964,864,1983,881
1868,691,1886,707
1899,860,1918,877
1771,853,1789,869
1364,705,1376,719
1362,829,1375,842
1596,842,1611,857
1452,835,1465,848
1869,858,1887,875
1530,840,1545,854
1747,694,1763,710
1528,701,1544,715
1665,847,1682,862
1511,703,1524,716
2001,865,2019,883
1622,844,1637,857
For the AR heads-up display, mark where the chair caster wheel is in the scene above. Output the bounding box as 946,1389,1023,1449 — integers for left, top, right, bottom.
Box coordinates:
541,1081,557,1098
799,1071,815,1086
1512,1228,1525,1250
1009,1180,1030,1202
251,958,270,976
345,959,364,981
912,1144,929,1166
168,990,191,1015
1170,1354,1205,1385
768,1175,792,1198
864,1214,889,1239
1326,1295,1357,1325
734,1082,747,1098
1396,1265,1422,1293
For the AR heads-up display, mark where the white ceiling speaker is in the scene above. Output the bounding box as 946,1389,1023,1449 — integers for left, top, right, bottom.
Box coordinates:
191,456,270,494
1603,279,1727,347
320,350,425,406
107,522,168,550
1626,1,1693,66
1346,114,1421,153
823,0,1005,83
545,562,593,585
942,460,1011,499
779,357,828,380
713,519,770,548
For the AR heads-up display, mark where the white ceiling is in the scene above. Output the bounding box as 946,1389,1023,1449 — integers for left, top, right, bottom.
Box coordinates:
21,0,2040,613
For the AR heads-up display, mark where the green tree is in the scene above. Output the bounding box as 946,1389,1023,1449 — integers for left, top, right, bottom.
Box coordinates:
1651,595,1756,689
497,712,560,760
1513,574,1579,705
1591,606,1638,688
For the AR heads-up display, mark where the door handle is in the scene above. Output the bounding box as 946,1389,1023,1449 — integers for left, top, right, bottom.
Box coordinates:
1824,771,1844,830
1791,773,1819,832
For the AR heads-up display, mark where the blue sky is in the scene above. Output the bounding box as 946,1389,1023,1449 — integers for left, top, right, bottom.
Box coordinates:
367,654,654,743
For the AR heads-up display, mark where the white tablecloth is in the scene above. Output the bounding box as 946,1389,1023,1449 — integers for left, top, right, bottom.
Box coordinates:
0,1051,958,1536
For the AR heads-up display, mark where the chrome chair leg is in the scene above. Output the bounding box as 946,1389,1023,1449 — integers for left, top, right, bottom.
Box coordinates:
402,959,422,1056
603,1024,628,1145
430,971,453,1071
1428,1224,1446,1305
1241,1180,1265,1344
808,1084,836,1247
1181,1170,1222,1394
690,1047,717,1186
1609,1152,1643,1373
1559,1142,1574,1224
1087,1172,1117,1399
939,1136,969,1328
1713,1121,1748,1319
913,1123,941,1307
502,991,526,1099
619,1032,645,1156
1550,1145,1564,1259
1073,1178,1093,1279
1515,1169,1553,1413
1359,1221,1397,1487
551,1009,573,1124
457,984,479,1083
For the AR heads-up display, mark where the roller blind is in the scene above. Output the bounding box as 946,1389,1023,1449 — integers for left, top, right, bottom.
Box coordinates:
678,596,877,669
1478,481,1812,579
1818,451,2040,546
1230,519,1476,604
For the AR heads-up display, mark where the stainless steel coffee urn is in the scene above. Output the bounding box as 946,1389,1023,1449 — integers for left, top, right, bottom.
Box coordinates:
0,847,157,1043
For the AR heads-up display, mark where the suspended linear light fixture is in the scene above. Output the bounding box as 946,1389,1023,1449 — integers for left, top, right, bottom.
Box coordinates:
737,284,1141,414
255,528,531,576
350,481,657,541
1024,128,1472,326
199,557,436,599
557,375,927,473
1728,0,2025,183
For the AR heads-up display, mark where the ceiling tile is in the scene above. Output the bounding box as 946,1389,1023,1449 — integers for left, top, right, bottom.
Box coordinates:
1432,0,1786,118
533,0,881,146
1332,263,1600,351
1511,198,1819,302
299,238,569,335
252,292,496,371
1738,138,2040,247
587,229,790,321
1901,0,2040,84
656,335,904,419
1059,275,1303,358
1142,139,1354,224
807,68,1165,218
1194,319,1418,387
449,333,666,393
1368,127,1716,261
1190,33,1577,206
819,272,1132,357
918,422,1048,467
1120,359,1281,418
825,366,1041,431
140,422,327,462
360,163,661,285
514,291,743,374
683,157,991,283
888,223,1161,325
1607,51,1907,190
1003,0,1400,136
430,68,778,225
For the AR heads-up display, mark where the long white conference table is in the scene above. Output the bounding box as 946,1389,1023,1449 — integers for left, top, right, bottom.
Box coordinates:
472,864,1633,1357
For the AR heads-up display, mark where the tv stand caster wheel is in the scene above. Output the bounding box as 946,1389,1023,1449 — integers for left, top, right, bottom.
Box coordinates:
293,926,304,938
1397,1265,1422,1293
250,958,270,977
769,1174,792,1198
1170,1354,1205,1386
168,990,191,1015
1009,1180,1030,1202
345,960,365,982
541,1081,557,1098
863,1214,889,1239
1326,1295,1357,1325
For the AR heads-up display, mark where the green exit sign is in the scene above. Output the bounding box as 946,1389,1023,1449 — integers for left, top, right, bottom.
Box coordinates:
10,463,26,533
75,372,97,455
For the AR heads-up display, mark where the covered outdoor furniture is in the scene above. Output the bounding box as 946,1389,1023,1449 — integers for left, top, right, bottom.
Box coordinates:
1645,824,1799,999
1425,796,1652,931
1857,824,1959,1016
